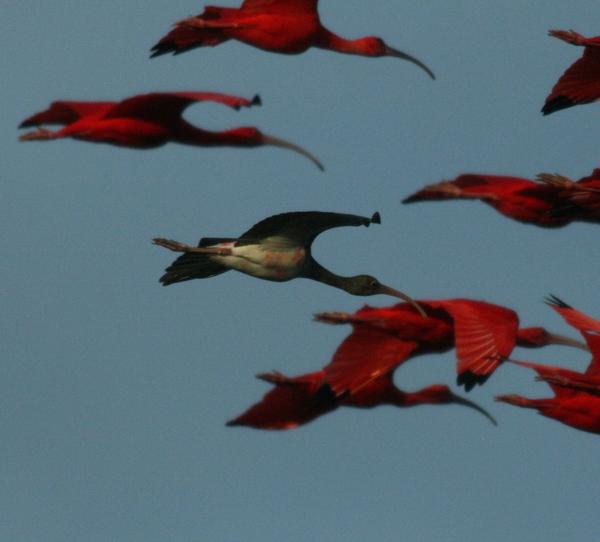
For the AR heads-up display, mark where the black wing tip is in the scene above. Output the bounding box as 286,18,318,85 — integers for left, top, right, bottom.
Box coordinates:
251,94,262,106
149,42,177,58
456,371,489,392
401,194,419,204
544,294,572,309
541,96,575,115
370,212,381,225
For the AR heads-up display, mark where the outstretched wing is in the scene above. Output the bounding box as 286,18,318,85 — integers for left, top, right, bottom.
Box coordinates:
546,295,600,377
226,371,336,430
542,36,600,115
19,100,114,128
237,211,380,247
241,0,318,14
429,299,519,390
323,324,418,397
104,92,260,122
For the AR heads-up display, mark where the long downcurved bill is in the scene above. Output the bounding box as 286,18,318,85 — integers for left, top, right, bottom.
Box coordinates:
262,134,325,171
451,393,498,426
379,285,427,318
385,46,435,80
547,332,590,352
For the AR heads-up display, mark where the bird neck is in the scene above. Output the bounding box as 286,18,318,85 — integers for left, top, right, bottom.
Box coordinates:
175,122,260,147
315,29,374,56
307,260,355,293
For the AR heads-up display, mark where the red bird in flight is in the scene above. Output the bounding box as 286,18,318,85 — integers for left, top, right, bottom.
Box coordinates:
542,30,600,115
403,172,600,227
227,352,497,430
151,0,435,79
496,296,600,434
19,91,324,169
315,299,587,393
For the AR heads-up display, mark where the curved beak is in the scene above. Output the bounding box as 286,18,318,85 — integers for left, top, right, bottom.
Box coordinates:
547,332,589,352
385,46,435,80
451,392,498,426
378,285,427,318
261,134,325,171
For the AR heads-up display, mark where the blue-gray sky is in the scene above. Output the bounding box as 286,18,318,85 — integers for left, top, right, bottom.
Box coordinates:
3,1,599,541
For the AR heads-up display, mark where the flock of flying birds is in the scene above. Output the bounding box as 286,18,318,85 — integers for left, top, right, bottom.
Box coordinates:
18,1,600,435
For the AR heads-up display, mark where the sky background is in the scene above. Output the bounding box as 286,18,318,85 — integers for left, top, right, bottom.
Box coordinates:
2,1,599,540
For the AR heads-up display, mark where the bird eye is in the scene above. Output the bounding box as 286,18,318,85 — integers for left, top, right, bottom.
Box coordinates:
370,279,379,287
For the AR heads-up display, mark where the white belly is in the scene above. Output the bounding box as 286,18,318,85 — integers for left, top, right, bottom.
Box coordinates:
213,243,307,282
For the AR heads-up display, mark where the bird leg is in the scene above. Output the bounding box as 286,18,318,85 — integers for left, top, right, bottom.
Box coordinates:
152,238,233,256
536,172,577,189
313,311,352,324
19,128,55,141
548,29,587,46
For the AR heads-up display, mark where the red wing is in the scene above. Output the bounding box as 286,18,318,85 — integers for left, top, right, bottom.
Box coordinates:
543,46,600,113
104,92,259,122
433,300,518,387
226,372,335,430
19,101,113,128
323,325,418,397
241,0,318,14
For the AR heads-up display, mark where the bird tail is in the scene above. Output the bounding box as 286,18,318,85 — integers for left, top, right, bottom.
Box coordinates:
158,251,228,286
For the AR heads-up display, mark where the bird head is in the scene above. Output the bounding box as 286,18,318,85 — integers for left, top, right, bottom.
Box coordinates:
355,37,435,79
344,275,426,317
516,327,588,350
417,385,497,425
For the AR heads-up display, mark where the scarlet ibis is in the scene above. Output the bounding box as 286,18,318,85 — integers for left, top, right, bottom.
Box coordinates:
19,91,324,169
315,299,587,393
403,174,571,227
227,364,496,430
520,295,600,395
151,0,435,79
542,30,600,115
496,296,600,434
153,211,423,311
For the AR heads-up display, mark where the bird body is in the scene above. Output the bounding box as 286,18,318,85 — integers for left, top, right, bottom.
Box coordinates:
496,296,600,434
151,0,435,78
19,92,323,169
403,174,570,227
542,30,600,115
315,299,587,393
153,211,424,311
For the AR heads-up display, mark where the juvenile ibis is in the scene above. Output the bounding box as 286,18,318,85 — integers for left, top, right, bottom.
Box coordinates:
227,363,496,430
150,0,435,79
542,30,600,115
153,211,423,311
315,299,587,393
19,91,323,169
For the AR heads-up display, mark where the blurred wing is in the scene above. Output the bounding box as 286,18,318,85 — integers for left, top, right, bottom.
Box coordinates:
323,325,418,397
435,300,518,389
19,100,113,127
543,46,600,114
241,0,318,14
105,92,258,122
237,211,379,247
226,372,335,430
